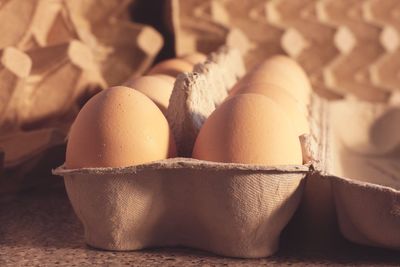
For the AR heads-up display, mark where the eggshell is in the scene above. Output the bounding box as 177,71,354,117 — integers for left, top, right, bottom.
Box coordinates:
148,58,193,77
237,55,311,105
180,52,207,65
192,93,303,165
66,86,176,168
235,83,309,136
125,75,174,114
152,74,176,84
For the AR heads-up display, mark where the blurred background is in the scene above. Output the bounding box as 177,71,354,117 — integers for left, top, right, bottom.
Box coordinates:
1,0,399,194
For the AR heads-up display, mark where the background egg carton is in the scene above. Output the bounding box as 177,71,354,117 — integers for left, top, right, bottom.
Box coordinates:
171,0,400,101
0,0,163,131
0,0,163,193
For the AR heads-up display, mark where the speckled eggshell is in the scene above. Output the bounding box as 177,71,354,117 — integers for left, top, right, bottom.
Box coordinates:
66,86,176,168
236,55,311,105
192,93,303,165
126,75,174,114
235,83,310,136
148,58,193,77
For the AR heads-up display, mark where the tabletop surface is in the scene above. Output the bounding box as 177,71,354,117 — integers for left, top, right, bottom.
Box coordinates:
1,185,399,267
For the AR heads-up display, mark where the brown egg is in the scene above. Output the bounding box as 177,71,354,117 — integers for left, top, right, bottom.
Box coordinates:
125,75,174,114
152,74,176,84
180,52,207,65
192,93,303,165
235,83,309,136
239,55,311,105
66,86,176,168
148,58,193,77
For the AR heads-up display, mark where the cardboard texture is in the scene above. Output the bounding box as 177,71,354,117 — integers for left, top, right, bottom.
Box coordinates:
54,44,400,257
54,47,320,258
0,47,32,132
170,0,400,251
170,0,400,101
331,174,400,250
0,128,65,168
23,40,106,129
298,93,400,251
56,159,307,258
324,98,400,250
0,128,66,194
167,46,245,156
0,0,163,193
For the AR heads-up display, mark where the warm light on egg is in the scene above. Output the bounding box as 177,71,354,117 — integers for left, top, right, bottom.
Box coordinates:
192,93,303,165
66,86,176,168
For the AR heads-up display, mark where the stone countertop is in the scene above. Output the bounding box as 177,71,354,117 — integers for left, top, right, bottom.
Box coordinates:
0,187,399,267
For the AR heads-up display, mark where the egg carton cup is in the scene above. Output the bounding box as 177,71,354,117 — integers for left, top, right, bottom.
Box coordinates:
330,175,400,249
55,159,307,258
299,91,400,251
321,97,400,250
297,86,400,251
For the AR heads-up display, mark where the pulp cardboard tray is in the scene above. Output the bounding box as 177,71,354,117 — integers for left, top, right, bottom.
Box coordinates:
324,100,400,250
53,49,400,258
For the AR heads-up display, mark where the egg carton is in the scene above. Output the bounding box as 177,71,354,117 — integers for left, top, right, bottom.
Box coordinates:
0,0,163,193
53,47,400,258
0,128,66,194
53,47,311,258
321,97,400,249
170,0,400,101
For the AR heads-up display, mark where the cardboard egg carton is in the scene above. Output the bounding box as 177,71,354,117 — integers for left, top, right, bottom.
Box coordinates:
55,45,400,257
0,128,66,193
54,47,317,258
0,0,163,192
170,0,400,101
320,97,400,250
167,46,245,156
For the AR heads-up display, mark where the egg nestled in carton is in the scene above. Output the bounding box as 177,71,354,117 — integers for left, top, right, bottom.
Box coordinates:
55,46,400,257
56,47,310,258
